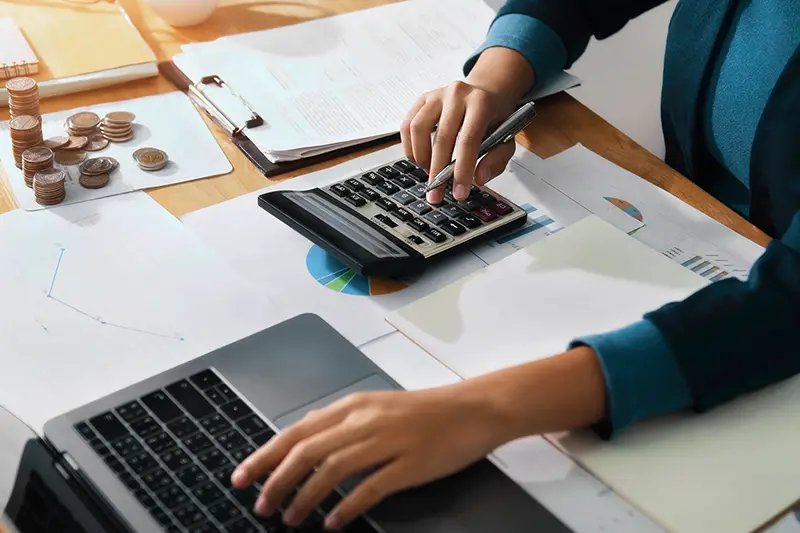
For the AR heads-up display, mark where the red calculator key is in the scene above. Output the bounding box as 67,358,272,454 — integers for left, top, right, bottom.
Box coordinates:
491,201,513,215
472,206,497,222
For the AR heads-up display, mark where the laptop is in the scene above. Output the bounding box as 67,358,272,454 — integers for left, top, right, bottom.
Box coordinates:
3,314,572,533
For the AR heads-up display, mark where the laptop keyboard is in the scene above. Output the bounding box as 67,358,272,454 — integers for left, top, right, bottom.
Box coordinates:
74,369,378,532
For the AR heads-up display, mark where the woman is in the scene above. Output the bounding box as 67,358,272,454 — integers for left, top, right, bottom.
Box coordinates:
233,1,800,529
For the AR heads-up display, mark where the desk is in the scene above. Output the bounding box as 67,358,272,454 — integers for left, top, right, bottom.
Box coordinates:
0,0,770,249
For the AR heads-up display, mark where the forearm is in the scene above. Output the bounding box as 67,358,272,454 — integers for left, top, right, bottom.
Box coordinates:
446,346,607,443
466,47,535,104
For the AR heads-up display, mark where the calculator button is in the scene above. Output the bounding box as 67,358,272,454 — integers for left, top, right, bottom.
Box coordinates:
408,168,429,182
458,198,482,211
393,208,413,222
476,192,497,205
408,218,430,233
359,188,381,202
424,228,448,243
376,198,396,212
330,184,349,197
407,235,425,246
374,214,397,228
458,213,482,229
393,160,417,173
473,206,498,222
344,179,364,191
376,181,400,195
491,201,514,215
377,166,401,179
344,194,367,208
391,191,416,205
362,172,382,185
444,189,456,203
409,184,427,198
408,200,432,216
391,175,417,189
441,204,465,218
424,211,448,226
440,220,467,236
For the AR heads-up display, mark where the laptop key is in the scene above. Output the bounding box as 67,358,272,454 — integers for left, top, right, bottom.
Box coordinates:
142,467,172,491
221,399,253,421
89,438,111,457
160,448,193,472
192,481,225,506
232,445,256,465
142,391,183,423
183,432,214,454
167,416,200,439
145,431,177,455
156,485,191,510
198,448,232,472
89,412,127,443
200,413,231,435
104,456,127,475
134,488,157,509
217,429,248,452
130,415,161,438
189,370,222,390
174,503,207,527
74,422,96,442
214,466,235,489
225,517,260,533
176,465,208,489
237,414,269,437
115,400,146,423
166,380,216,419
250,429,275,447
232,485,260,509
151,507,174,527
187,522,216,533
208,497,243,524
119,472,141,491
126,451,158,475
113,435,144,457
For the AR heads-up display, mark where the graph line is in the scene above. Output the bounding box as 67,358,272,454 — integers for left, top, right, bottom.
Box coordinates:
45,249,185,341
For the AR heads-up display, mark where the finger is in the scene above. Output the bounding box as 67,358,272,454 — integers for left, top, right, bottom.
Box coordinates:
410,99,443,172
425,183,446,205
401,97,427,162
474,140,516,186
256,423,367,516
233,409,343,489
324,461,414,531
282,439,393,527
451,105,490,200
428,98,466,182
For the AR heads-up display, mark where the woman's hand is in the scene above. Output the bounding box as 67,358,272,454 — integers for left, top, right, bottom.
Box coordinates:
400,47,536,204
231,384,516,530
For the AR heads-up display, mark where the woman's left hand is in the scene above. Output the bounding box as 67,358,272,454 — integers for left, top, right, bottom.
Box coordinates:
231,385,513,530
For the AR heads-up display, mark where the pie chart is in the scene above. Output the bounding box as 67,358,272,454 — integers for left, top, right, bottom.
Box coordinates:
605,197,644,222
306,245,408,296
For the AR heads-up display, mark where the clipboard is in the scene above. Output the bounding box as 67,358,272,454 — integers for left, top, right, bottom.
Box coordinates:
159,61,398,179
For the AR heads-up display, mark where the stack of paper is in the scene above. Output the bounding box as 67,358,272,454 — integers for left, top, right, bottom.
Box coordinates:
172,0,580,162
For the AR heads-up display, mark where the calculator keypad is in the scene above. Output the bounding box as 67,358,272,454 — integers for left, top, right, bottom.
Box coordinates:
321,158,526,257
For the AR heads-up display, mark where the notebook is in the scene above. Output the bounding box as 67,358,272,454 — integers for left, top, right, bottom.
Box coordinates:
387,216,800,533
0,4,157,105
0,19,38,79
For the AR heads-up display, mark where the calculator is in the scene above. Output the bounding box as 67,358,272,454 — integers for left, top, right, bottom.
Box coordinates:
258,158,528,277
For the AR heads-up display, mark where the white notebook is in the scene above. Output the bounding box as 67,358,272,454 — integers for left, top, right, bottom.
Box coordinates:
0,19,38,79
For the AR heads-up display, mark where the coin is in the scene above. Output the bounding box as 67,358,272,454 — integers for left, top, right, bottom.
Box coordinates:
22,146,54,164
133,147,169,171
104,111,136,124
43,136,70,150
54,150,87,165
6,77,36,93
9,115,39,131
79,173,110,189
33,168,66,186
80,157,116,176
60,136,89,151
68,112,101,130
85,134,110,152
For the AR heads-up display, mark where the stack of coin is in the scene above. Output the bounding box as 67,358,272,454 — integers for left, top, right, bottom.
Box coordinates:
132,147,169,172
22,146,55,188
66,112,101,137
9,115,43,169
33,168,67,206
78,157,117,189
6,77,40,120
100,111,136,143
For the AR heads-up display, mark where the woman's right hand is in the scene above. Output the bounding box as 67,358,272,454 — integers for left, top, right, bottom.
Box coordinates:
400,47,535,204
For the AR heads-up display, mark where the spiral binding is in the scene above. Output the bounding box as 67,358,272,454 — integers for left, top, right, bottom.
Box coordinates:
2,60,36,80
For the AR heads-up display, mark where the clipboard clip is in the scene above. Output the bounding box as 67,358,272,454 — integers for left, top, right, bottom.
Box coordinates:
188,74,263,136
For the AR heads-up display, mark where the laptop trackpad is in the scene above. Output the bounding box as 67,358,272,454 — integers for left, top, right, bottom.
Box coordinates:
274,374,394,429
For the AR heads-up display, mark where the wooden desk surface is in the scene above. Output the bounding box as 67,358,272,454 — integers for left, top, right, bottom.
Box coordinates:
0,0,771,255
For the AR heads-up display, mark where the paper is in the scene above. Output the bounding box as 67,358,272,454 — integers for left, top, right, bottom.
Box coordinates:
173,0,580,161
359,331,665,533
767,513,800,533
539,144,764,280
387,215,707,379
0,192,283,433
0,92,232,211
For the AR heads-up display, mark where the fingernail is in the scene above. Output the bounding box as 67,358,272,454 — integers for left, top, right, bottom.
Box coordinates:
325,513,342,531
231,468,247,486
254,495,269,516
426,191,437,203
454,184,467,200
283,508,298,526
